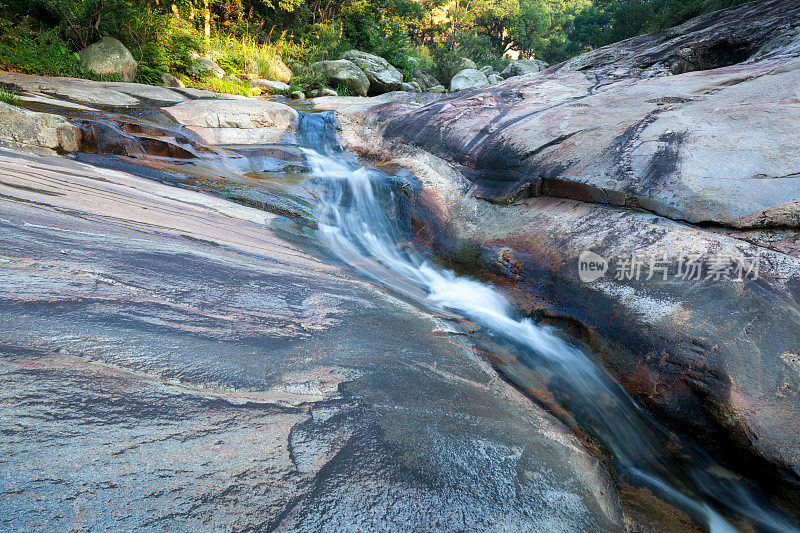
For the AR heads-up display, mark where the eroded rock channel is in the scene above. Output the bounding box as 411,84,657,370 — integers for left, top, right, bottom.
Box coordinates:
3,2,800,530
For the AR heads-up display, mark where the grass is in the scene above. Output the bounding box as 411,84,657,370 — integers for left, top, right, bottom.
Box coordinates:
0,88,22,106
206,33,287,81
0,31,84,78
180,74,259,97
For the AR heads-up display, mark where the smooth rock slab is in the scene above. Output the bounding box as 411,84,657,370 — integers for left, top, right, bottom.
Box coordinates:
0,148,624,531
163,99,299,145
0,71,187,107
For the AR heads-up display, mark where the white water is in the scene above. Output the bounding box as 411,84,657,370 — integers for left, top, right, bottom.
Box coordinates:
301,111,797,532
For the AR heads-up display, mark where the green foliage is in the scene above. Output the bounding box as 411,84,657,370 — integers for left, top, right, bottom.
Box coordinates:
333,82,351,96
0,88,23,106
570,0,756,53
184,74,255,96
0,0,759,97
0,27,84,77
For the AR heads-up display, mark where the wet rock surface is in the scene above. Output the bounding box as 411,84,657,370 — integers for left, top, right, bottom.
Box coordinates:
0,148,623,530
323,0,800,481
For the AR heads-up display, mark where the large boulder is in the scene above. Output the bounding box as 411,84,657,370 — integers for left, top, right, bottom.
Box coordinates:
500,58,549,78
310,60,370,97
268,57,293,84
449,68,489,92
340,50,403,94
442,57,477,84
252,79,290,92
412,69,440,90
0,102,80,152
187,52,225,79
163,99,298,145
78,37,137,82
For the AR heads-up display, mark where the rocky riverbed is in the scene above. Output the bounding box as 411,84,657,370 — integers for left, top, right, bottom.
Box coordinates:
2,1,800,530
0,78,624,531
321,0,800,489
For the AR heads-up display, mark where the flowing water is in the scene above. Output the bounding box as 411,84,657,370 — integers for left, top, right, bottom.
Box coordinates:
297,111,800,532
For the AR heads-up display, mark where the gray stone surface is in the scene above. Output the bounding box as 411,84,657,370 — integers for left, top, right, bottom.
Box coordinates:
500,58,549,78
311,59,370,97
78,37,137,82
341,50,403,93
187,52,226,79
412,69,440,90
0,102,80,152
163,99,298,145
0,148,623,531
253,78,291,92
160,71,185,88
450,68,490,91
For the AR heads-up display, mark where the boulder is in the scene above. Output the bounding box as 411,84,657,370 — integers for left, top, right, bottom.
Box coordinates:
267,57,293,84
78,37,137,82
163,99,298,145
340,50,403,94
313,88,338,97
487,73,503,84
310,60,370,97
479,65,493,76
444,57,477,83
412,69,440,90
428,84,446,93
187,52,225,79
160,72,185,88
500,59,549,78
449,69,489,92
290,90,305,100
252,79,290,92
400,82,419,92
0,102,80,152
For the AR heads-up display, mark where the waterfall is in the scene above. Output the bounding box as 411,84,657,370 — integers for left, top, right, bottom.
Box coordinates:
299,111,798,533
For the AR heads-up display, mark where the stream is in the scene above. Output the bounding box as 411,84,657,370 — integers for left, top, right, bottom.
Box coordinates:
296,111,799,532
4,96,798,531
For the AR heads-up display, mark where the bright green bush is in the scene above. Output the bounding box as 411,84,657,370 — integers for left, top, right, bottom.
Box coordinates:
0,28,84,77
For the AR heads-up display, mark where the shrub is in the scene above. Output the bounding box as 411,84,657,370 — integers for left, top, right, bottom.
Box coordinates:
0,28,84,77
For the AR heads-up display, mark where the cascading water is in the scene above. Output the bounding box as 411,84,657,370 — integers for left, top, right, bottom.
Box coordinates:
299,111,800,532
